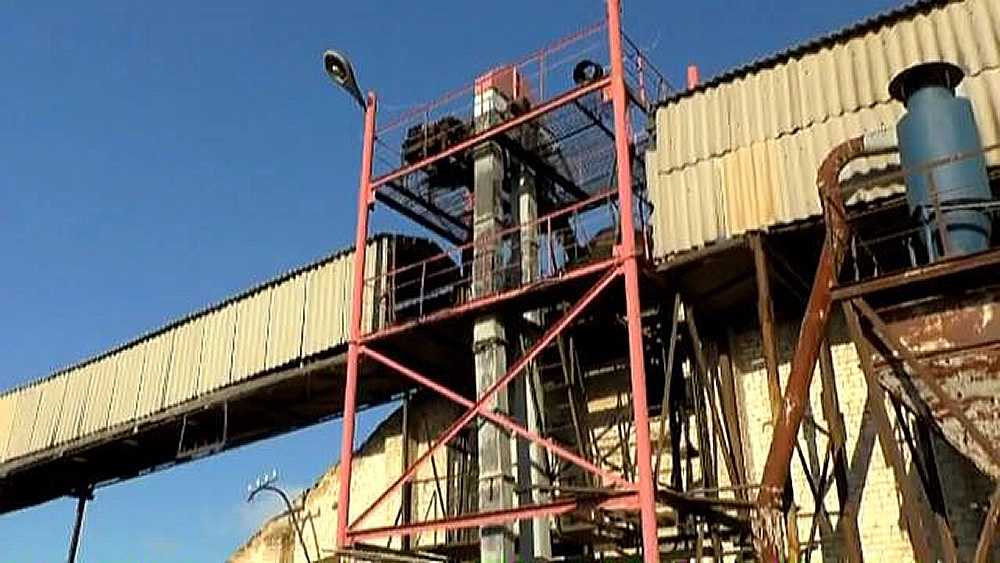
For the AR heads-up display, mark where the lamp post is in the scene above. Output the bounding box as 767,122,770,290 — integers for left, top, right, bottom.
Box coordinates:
246,471,312,563
321,48,377,551
322,50,366,110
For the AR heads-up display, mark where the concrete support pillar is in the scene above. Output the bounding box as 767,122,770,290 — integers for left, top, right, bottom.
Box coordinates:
473,78,515,563
514,144,552,561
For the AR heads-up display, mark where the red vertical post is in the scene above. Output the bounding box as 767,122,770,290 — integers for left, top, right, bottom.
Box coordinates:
686,64,701,90
605,1,658,560
336,90,377,549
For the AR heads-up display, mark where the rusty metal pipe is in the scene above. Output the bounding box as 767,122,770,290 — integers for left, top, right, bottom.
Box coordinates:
755,130,896,558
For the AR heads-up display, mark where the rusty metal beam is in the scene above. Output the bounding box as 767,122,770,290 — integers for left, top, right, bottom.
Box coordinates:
799,441,834,563
716,345,748,500
891,398,958,562
817,340,864,561
974,486,1000,562
831,248,1000,302
750,232,800,558
655,293,682,485
842,302,934,562
401,392,413,552
755,135,867,559
750,233,783,423
684,305,727,560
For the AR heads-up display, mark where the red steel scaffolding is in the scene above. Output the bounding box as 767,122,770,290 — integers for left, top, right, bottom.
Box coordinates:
333,1,669,560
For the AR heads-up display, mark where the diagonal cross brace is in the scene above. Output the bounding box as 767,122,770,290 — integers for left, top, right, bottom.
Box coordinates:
851,298,1000,467
363,347,629,487
347,265,625,533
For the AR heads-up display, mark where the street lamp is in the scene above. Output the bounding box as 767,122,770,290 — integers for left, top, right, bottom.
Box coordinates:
246,470,312,563
322,50,365,110
322,46,376,551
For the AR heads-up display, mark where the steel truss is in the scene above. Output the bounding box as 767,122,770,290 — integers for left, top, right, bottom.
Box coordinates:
333,2,664,560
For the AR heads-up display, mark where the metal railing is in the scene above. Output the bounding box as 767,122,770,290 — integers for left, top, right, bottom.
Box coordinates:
838,143,1000,284
364,189,654,331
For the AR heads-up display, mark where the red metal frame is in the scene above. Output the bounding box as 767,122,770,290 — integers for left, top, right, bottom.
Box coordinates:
350,266,625,532
335,4,660,560
606,0,658,557
336,89,377,549
351,492,639,542
370,76,611,192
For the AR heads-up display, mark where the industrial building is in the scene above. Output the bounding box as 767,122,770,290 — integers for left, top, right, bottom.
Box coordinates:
3,0,1000,561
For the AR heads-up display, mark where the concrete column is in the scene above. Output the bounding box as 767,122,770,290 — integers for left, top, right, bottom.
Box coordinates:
514,144,553,560
473,77,515,563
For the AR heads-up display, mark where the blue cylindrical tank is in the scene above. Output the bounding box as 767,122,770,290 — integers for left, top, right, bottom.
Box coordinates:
890,62,992,259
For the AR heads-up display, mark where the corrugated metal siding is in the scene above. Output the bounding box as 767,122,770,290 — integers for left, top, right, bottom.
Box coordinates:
199,306,237,395
648,0,1000,257
29,375,68,451
136,332,174,420
165,317,204,406
265,273,306,371
107,342,145,428
232,288,272,382
0,393,19,462
80,356,117,436
6,385,41,460
0,241,395,464
54,365,92,446
303,253,351,357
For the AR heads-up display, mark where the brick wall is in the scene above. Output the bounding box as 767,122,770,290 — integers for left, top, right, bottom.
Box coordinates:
730,311,997,561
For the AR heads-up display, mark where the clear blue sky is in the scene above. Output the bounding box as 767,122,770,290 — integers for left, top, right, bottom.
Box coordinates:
1,0,899,560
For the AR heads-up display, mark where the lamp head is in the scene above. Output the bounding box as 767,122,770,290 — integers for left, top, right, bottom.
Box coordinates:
323,49,365,109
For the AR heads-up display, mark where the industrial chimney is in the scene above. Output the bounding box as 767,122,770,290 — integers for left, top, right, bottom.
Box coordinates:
889,61,993,260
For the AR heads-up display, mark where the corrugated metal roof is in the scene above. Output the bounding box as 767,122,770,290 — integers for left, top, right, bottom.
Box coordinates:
661,0,961,104
647,0,1000,257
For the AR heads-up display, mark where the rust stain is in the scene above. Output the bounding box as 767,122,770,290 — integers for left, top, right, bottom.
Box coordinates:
873,290,1000,480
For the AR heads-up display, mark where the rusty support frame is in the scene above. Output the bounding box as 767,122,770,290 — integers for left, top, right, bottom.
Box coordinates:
654,293,681,485
842,301,935,561
974,486,1000,562
750,232,801,558
716,344,748,499
851,296,1000,561
851,299,1000,468
891,397,958,561
817,340,864,561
